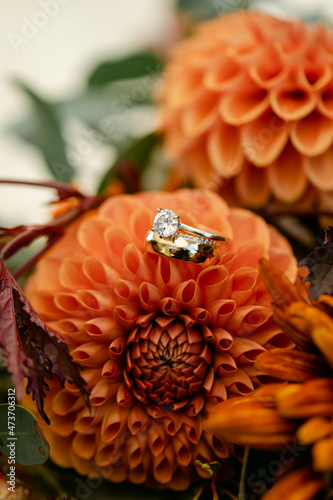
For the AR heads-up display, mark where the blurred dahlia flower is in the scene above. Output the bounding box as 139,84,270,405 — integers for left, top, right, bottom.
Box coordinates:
160,11,333,208
205,258,333,499
23,190,297,489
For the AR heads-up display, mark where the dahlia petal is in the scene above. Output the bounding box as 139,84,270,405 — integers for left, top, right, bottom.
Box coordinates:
128,453,150,484
126,434,147,468
164,414,183,438
52,390,83,416
248,45,288,88
240,110,289,166
312,324,333,369
53,293,86,317
114,279,139,302
153,444,175,484
28,292,63,320
313,437,333,471
129,207,153,251
173,280,201,309
204,55,244,91
291,110,333,156
113,305,138,330
197,265,230,304
139,282,164,312
233,162,270,208
181,91,219,137
203,432,229,459
123,244,153,283
101,405,128,442
77,289,113,313
232,338,265,363
223,369,254,395
72,342,109,368
270,83,317,120
104,226,132,269
160,297,183,316
226,305,271,337
189,307,211,324
210,299,236,327
182,414,203,444
261,468,325,500
74,406,95,433
59,255,92,289
128,405,149,435
212,328,234,351
297,417,333,446
220,78,270,126
99,195,145,222
117,383,135,407
109,337,127,359
154,253,188,293
84,317,122,343
318,84,333,118
214,353,237,375
186,394,205,417
303,148,333,191
148,422,167,457
166,466,191,491
83,256,119,287
164,66,203,109
207,123,243,177
50,412,75,437
77,216,110,258
49,318,89,344
90,379,118,406
231,267,258,306
72,433,96,460
296,60,332,91
95,442,116,467
101,360,123,382
31,256,62,291
172,430,192,466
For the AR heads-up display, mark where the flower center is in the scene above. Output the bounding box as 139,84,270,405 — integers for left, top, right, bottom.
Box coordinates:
124,319,212,409
153,209,180,238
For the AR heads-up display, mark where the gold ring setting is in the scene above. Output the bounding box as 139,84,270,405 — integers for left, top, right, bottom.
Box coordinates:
146,208,230,263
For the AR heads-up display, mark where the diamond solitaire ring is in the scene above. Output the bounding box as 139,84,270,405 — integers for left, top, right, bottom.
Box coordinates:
146,209,230,263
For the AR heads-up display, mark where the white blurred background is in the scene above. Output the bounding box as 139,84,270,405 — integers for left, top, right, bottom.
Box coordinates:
1,0,333,225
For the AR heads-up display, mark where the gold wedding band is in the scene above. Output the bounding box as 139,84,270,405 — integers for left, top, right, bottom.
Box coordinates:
145,209,230,263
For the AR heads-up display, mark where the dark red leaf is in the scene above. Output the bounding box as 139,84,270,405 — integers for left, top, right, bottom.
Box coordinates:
0,259,90,424
298,226,333,299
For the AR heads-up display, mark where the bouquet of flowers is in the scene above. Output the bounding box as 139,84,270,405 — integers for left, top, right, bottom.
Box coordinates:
1,2,333,499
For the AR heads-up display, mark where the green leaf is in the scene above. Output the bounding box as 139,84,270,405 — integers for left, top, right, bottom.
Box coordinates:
88,52,163,86
12,80,74,183
0,404,49,465
177,0,251,20
97,132,161,194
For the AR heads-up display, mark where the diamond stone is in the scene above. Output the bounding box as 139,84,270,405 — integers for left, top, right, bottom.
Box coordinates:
153,209,180,238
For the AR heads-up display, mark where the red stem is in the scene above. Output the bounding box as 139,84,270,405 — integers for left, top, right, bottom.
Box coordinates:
0,179,84,199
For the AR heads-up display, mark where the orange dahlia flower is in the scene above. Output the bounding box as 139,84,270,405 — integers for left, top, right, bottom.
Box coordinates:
160,11,333,208
23,190,297,489
205,259,333,499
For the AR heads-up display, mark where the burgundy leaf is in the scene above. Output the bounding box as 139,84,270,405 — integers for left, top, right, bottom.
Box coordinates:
298,226,333,299
0,260,89,424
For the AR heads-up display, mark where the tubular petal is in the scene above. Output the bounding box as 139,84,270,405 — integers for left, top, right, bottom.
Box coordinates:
268,142,308,203
290,110,333,157
240,110,289,167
